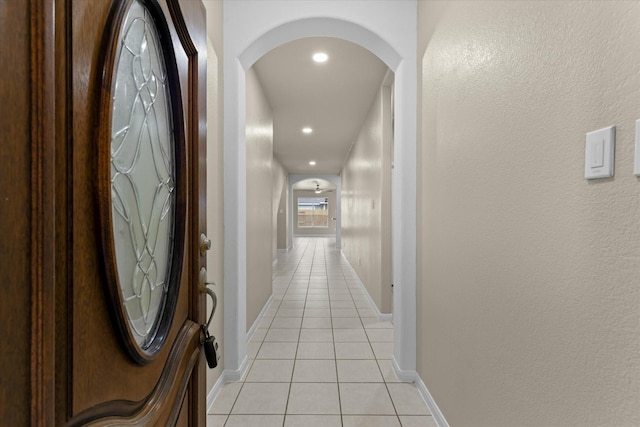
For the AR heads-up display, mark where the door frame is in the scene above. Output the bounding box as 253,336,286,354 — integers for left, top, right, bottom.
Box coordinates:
222,3,417,381
288,174,342,248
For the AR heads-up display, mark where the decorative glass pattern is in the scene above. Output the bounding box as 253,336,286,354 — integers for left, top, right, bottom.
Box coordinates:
110,0,176,349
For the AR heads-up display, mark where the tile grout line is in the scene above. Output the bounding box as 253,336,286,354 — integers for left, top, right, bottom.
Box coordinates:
332,239,348,427
217,238,418,426
338,238,400,425
282,237,313,424
321,239,345,426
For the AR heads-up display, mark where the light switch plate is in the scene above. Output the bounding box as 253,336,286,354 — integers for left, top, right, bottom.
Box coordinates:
585,126,615,179
634,120,640,176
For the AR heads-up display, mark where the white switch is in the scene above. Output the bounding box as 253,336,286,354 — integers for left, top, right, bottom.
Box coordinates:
585,126,615,179
634,120,640,176
590,140,604,168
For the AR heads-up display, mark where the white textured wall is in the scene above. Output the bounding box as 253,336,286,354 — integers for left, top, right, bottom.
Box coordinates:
418,1,640,426
245,68,273,332
342,85,393,313
272,156,287,259
203,0,224,400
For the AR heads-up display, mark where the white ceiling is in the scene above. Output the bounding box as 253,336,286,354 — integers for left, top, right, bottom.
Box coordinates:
252,37,389,175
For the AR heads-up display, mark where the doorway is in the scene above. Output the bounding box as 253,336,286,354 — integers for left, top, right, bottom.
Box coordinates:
223,5,417,381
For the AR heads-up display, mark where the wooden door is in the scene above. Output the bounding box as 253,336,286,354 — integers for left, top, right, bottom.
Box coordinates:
54,0,208,425
0,0,56,425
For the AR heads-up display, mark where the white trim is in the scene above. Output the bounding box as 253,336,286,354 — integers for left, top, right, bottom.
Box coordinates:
222,58,248,373
391,356,417,382
206,372,227,414
340,251,392,321
208,293,276,412
224,1,417,380
378,312,393,322
274,249,290,267
289,174,342,249
391,358,450,427
246,294,275,341
414,373,450,427
223,356,249,383
206,355,251,413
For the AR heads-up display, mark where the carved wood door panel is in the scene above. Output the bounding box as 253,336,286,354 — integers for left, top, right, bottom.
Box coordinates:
56,0,207,425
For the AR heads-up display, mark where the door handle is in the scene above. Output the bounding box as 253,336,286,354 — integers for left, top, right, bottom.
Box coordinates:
199,267,217,326
199,267,219,368
199,233,212,255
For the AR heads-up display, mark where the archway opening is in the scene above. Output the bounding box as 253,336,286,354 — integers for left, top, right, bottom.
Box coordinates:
223,12,417,382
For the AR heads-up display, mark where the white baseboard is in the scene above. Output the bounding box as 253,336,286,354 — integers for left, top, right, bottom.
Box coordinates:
246,294,274,341
391,357,449,427
206,372,227,413
208,292,274,413
223,355,249,383
379,312,393,321
340,251,392,322
415,373,450,427
391,356,416,382
206,354,249,413
273,248,290,266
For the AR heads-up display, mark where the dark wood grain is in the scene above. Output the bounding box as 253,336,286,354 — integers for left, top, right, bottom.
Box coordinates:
167,1,209,424
54,0,71,423
29,0,57,425
0,0,56,425
63,0,206,423
1,0,207,423
0,0,31,423
66,321,202,426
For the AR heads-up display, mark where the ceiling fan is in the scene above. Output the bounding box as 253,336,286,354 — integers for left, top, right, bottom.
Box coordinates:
314,183,335,194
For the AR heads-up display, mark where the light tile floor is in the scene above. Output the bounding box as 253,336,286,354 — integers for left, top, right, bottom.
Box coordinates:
208,237,436,427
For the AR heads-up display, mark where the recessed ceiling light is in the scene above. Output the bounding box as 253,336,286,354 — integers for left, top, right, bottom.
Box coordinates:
309,161,316,166
312,52,328,63
302,127,313,134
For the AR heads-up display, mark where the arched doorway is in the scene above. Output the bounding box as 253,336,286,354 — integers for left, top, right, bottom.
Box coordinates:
223,6,417,382
290,175,342,248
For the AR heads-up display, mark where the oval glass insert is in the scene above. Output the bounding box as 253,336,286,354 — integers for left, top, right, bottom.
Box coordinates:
110,0,176,351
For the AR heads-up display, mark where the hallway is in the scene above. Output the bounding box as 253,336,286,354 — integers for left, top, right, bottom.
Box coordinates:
207,237,433,427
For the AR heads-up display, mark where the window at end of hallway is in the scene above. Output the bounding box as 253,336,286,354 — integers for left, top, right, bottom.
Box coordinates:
297,197,328,228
